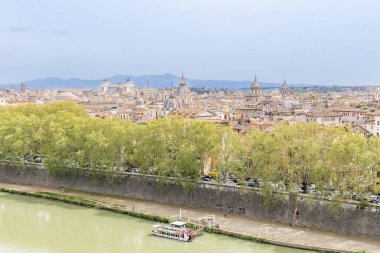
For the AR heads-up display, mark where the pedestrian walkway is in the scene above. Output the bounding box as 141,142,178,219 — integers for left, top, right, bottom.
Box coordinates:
1,183,379,253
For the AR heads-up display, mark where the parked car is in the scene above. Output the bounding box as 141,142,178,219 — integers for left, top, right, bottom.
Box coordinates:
201,175,212,182
124,167,140,173
307,183,316,191
247,179,255,187
227,175,238,183
34,156,42,163
368,194,380,204
246,179,260,188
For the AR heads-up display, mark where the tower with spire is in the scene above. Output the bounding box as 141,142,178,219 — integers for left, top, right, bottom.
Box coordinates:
244,74,264,107
280,80,291,96
176,73,191,96
250,75,262,95
180,72,186,86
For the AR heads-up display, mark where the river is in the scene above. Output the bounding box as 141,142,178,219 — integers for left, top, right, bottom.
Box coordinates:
0,192,312,253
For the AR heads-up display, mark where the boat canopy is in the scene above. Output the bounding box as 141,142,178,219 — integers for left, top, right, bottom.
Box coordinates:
171,221,186,226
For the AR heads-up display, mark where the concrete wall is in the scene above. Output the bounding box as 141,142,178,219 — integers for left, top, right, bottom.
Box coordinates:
1,165,380,240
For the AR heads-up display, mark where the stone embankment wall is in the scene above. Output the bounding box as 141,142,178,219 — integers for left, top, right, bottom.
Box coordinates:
1,165,380,240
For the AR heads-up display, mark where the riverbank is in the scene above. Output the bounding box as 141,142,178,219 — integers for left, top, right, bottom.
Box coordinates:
0,183,377,253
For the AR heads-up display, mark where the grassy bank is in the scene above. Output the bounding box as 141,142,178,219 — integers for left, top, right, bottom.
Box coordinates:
203,226,268,243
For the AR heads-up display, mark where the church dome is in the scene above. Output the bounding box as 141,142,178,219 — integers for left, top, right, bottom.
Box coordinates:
280,80,291,95
250,75,262,95
164,95,181,110
176,73,191,95
251,75,261,89
281,80,289,89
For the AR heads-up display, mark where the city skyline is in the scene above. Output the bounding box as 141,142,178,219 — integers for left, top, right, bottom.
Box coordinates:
0,72,347,90
2,1,380,252
1,0,380,85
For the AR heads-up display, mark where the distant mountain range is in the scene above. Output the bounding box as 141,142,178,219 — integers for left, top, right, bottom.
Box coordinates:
0,73,315,90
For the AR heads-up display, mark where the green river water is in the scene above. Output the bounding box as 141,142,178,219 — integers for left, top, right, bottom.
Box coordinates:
0,192,312,253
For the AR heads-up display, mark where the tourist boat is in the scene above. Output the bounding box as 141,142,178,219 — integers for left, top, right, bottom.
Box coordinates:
152,221,197,242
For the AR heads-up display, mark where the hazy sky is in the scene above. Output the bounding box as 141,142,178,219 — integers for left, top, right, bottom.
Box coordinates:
1,0,379,85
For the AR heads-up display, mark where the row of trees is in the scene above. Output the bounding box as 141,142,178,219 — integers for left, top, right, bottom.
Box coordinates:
245,124,380,196
0,102,221,180
0,102,379,199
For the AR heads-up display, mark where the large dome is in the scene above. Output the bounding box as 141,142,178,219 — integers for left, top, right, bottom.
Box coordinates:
164,95,181,110
250,75,262,94
177,84,191,95
176,74,191,95
251,75,261,89
281,80,288,89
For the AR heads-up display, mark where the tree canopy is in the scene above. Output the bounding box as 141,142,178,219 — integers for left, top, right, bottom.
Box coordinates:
0,102,379,199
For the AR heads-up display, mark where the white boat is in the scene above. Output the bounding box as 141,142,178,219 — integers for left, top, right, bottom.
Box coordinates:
152,221,197,242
